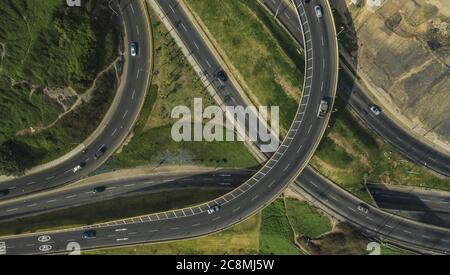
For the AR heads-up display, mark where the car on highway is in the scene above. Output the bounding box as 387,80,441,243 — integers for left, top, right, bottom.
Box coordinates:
94,145,107,160
82,230,97,239
317,98,330,118
130,42,138,57
314,5,323,18
72,165,82,173
216,70,228,82
0,189,9,197
357,203,370,214
370,105,382,116
207,204,221,214
93,186,106,194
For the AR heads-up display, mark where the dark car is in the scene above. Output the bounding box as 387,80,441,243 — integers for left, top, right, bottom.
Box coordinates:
82,230,97,239
93,186,106,194
0,189,9,197
216,70,228,82
94,145,107,160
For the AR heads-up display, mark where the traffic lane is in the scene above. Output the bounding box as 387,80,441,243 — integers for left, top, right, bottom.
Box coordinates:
0,171,253,221
0,0,152,199
296,167,450,253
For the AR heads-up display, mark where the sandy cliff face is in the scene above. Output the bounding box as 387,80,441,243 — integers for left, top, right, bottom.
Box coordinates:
334,0,449,149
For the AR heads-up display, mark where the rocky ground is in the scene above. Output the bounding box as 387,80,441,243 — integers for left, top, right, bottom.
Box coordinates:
332,0,449,150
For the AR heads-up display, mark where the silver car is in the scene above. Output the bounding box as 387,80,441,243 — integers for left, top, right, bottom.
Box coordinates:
314,5,323,18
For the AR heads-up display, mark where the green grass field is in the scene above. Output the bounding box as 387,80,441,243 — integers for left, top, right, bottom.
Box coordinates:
0,0,120,175
108,7,258,170
285,199,332,238
259,199,301,255
185,0,303,133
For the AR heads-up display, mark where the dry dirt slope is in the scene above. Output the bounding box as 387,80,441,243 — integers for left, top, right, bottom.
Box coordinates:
334,0,449,149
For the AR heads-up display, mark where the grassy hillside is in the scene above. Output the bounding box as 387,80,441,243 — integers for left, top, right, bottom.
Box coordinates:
0,0,120,175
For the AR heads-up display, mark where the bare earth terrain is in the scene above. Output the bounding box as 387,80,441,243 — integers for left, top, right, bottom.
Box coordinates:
333,0,449,150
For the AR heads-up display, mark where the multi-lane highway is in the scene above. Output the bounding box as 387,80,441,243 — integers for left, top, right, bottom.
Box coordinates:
0,169,252,222
262,0,450,177
0,0,152,199
0,0,338,254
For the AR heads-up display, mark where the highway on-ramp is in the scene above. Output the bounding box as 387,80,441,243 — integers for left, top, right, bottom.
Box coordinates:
0,0,152,200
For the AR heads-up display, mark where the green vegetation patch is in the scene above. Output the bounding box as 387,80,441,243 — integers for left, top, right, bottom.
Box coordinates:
259,199,300,255
0,0,120,175
285,199,332,238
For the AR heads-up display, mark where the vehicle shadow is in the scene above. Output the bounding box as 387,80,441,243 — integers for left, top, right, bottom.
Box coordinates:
368,183,450,229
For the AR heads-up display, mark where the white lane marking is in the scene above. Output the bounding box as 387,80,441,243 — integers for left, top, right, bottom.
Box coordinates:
212,216,221,221
111,128,118,137
193,41,200,50
192,223,201,227
136,69,140,79
0,242,6,255
8,186,16,190
180,22,188,32
116,238,129,241
47,199,57,203
122,110,129,120
131,89,136,100
27,204,37,207
65,195,77,199
6,208,18,212
169,4,176,14
136,25,140,36
130,3,135,14
124,184,135,187
26,182,35,186
205,59,212,68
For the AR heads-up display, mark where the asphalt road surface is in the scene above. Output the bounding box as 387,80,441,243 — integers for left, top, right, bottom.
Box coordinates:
262,0,450,177
0,0,151,200
0,169,252,222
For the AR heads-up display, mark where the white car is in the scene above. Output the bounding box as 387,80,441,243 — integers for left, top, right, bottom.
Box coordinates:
130,42,138,57
370,105,382,116
314,5,323,18
317,99,330,118
72,165,82,173
207,205,221,214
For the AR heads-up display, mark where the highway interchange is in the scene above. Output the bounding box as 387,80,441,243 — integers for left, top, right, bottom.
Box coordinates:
0,0,449,254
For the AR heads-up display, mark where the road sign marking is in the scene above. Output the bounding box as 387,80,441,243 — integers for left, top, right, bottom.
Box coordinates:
0,242,6,255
